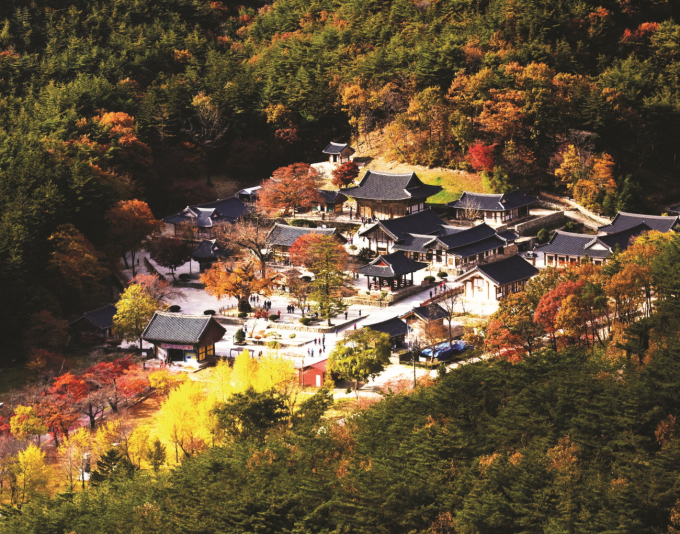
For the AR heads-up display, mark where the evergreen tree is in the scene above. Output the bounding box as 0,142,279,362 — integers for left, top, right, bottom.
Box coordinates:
89,448,135,487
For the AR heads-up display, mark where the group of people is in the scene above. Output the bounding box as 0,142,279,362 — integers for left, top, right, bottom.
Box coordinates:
307,335,326,358
429,281,448,299
360,215,378,225
286,304,296,313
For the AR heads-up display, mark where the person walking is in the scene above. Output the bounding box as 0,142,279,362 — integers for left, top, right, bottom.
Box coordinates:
359,309,361,317
277,310,281,318
311,349,314,357
345,311,348,320
354,323,357,330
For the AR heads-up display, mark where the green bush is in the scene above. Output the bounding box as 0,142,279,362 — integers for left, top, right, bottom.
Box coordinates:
178,273,191,281
299,317,311,325
169,305,181,312
424,276,436,283
357,247,377,264
234,329,246,343
301,275,312,283
349,244,357,251
267,340,281,349
269,314,279,321
537,228,550,243
237,312,248,318
437,272,448,279
289,333,296,339
204,310,215,315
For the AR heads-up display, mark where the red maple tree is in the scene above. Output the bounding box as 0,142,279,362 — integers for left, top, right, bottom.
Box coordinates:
331,161,359,188
467,142,496,173
257,163,320,216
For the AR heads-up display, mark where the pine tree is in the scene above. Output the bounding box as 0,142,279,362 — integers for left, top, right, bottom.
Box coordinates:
89,448,135,487
146,438,167,472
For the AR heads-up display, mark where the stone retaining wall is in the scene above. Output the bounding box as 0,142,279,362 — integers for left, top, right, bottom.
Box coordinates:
515,210,566,236
538,192,611,226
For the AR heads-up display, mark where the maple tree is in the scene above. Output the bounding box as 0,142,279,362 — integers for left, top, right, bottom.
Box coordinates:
201,261,277,312
215,217,272,275
534,280,586,350
130,273,185,305
106,200,163,276
113,283,160,350
47,224,110,312
257,163,320,216
331,161,360,188
467,142,496,172
150,237,192,279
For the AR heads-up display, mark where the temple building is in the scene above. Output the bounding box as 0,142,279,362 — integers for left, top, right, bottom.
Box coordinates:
322,142,355,164
538,224,651,267
455,255,538,302
343,170,442,219
363,317,408,348
265,223,340,257
191,239,230,272
142,312,226,368
315,189,347,214
598,211,680,234
448,189,537,224
358,210,517,270
70,304,117,341
163,196,250,239
356,251,428,291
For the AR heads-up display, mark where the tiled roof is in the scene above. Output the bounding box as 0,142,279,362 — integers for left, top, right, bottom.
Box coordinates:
358,209,447,240
402,303,448,322
497,230,519,242
192,239,230,260
71,304,117,330
446,235,506,258
163,196,250,228
364,317,408,338
448,189,537,211
536,231,607,258
456,255,539,286
391,234,438,253
537,224,651,259
595,223,651,252
598,211,679,234
343,171,442,201
265,224,338,247
435,223,497,250
357,251,428,277
317,189,347,204
322,142,354,155
142,312,225,344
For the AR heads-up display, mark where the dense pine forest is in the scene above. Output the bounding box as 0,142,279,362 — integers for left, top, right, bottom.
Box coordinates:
2,0,680,350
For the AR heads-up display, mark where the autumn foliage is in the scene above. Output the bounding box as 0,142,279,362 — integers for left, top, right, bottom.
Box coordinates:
331,161,360,188
257,163,320,216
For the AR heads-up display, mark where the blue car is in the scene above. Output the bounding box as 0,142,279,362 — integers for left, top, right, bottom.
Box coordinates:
420,340,472,361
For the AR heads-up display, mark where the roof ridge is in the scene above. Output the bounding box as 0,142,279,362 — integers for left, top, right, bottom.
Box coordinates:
84,303,116,315
617,211,678,219
461,191,503,198
365,170,416,177
554,230,593,237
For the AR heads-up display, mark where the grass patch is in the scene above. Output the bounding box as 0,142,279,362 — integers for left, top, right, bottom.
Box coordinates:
416,170,485,205
0,366,30,398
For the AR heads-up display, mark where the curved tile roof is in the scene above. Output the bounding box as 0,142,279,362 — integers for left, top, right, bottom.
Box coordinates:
265,224,338,247
448,189,537,211
598,211,679,234
343,171,442,201
357,251,428,277
456,255,538,286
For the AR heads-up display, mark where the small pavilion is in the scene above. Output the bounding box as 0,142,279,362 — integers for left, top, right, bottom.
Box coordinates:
356,251,428,291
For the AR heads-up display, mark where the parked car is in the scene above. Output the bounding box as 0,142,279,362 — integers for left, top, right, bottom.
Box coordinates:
421,340,473,361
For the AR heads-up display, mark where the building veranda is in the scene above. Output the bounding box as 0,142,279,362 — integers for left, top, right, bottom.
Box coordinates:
356,251,428,292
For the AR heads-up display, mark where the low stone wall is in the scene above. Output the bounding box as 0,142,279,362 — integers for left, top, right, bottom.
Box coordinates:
144,258,166,280
538,192,611,226
515,210,566,236
266,317,357,334
345,283,428,307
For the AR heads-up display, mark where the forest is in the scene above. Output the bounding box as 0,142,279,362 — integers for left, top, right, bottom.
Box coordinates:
1,0,680,351
3,230,680,532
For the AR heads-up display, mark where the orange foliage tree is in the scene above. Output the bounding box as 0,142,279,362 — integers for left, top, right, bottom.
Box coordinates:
289,233,345,269
201,261,278,312
106,200,163,275
257,163,320,216
331,161,360,188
